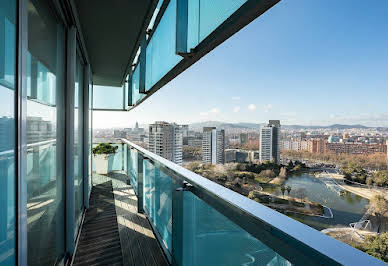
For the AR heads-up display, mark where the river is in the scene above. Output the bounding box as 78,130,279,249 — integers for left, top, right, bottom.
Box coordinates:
263,173,369,231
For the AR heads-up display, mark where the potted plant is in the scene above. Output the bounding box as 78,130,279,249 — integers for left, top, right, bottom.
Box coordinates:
92,143,118,174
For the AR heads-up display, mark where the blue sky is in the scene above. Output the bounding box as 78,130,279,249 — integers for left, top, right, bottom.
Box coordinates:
94,0,388,128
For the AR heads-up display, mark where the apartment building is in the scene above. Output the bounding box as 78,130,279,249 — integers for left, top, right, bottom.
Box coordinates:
202,127,225,165
148,122,183,165
325,143,387,155
260,120,281,163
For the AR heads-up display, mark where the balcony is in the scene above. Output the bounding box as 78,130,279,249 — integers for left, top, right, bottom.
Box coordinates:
71,140,384,265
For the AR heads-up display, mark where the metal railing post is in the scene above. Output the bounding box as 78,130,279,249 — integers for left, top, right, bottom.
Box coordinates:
137,152,144,213
172,178,184,266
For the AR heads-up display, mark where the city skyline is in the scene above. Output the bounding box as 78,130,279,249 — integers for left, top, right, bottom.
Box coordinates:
94,0,388,129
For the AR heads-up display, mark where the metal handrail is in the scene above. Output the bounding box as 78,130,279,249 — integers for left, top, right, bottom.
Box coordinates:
26,139,56,148
0,139,56,156
121,139,384,266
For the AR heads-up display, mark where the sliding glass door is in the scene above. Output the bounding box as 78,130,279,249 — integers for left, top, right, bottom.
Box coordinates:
26,0,66,264
0,0,16,265
74,53,84,235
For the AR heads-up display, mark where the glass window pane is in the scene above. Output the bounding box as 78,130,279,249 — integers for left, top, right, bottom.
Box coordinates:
145,0,183,91
143,160,172,251
128,149,138,193
188,0,247,49
131,65,143,105
111,144,125,171
93,85,124,110
0,0,16,265
181,192,291,265
74,55,84,235
26,0,66,264
88,80,92,195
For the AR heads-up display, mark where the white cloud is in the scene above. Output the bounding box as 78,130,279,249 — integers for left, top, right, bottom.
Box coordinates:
200,107,220,116
209,107,219,114
263,104,273,113
233,106,241,112
281,111,297,116
232,96,241,100
247,104,256,111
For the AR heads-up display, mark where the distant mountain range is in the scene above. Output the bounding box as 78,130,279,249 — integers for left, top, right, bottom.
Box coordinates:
188,121,387,130
189,121,261,130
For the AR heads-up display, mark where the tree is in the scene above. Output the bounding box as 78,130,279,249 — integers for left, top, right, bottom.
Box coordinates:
280,185,286,198
294,188,307,202
366,177,373,188
370,195,388,229
286,186,291,196
356,232,388,262
373,171,388,187
186,162,200,172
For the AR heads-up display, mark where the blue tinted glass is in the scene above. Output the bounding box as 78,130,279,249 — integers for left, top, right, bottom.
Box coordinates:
26,0,66,264
188,0,200,49
128,149,138,193
1,2,15,89
188,0,247,49
0,0,16,264
131,65,142,104
74,55,84,235
88,80,92,195
181,192,291,266
145,0,183,91
93,85,124,110
124,82,128,108
143,161,172,251
111,144,125,171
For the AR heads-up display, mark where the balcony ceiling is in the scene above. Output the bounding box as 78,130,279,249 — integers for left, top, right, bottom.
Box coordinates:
74,0,156,87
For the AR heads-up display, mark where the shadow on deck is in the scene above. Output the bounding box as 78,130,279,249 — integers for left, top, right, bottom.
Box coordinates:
72,172,169,266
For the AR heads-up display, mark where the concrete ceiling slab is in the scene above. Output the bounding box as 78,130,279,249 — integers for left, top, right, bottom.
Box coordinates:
74,0,156,86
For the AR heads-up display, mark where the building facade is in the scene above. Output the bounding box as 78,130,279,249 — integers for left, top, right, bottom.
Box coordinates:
260,120,281,163
172,124,183,165
148,122,183,165
202,127,225,165
325,143,387,155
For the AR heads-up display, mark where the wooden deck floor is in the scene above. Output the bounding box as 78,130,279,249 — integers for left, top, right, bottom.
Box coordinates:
72,172,169,266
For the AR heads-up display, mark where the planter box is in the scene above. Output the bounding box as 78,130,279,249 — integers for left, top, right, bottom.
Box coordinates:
94,154,115,175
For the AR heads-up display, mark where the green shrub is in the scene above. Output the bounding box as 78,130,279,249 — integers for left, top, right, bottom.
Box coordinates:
354,232,388,262
92,143,118,155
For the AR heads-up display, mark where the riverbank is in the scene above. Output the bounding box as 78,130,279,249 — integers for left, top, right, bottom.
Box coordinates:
315,172,384,200
248,190,325,216
322,228,377,246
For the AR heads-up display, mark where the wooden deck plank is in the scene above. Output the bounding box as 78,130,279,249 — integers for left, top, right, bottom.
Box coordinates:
73,173,169,266
73,181,123,266
109,172,169,266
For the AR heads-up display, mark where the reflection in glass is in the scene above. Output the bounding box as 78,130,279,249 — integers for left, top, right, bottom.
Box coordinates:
26,0,66,264
145,0,182,92
88,79,93,195
74,55,84,235
131,65,141,104
182,193,291,265
188,0,247,49
0,0,16,265
143,160,172,251
93,85,124,110
128,149,138,193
